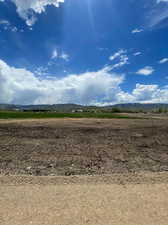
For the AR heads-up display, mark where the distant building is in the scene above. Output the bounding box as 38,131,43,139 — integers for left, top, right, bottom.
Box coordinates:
72,109,83,113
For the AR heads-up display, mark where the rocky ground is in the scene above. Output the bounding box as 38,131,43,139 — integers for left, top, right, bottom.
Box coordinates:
0,117,168,176
0,117,168,225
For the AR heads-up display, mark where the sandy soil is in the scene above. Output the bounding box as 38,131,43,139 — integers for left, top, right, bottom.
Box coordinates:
0,173,168,225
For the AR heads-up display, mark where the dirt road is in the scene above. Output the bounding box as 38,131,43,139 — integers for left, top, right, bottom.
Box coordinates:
0,173,168,225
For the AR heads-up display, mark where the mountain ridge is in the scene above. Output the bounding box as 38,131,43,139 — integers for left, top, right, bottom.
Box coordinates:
0,103,168,112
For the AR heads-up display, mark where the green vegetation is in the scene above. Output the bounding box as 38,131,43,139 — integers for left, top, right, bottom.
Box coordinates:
0,111,138,120
1,103,168,114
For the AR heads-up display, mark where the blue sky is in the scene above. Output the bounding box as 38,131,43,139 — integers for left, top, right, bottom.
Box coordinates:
0,0,168,105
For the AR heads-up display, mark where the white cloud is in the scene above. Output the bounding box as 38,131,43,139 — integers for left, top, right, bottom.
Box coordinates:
1,59,168,105
60,52,69,61
132,84,159,101
0,19,18,32
97,47,108,51
131,28,143,34
158,58,168,64
34,66,49,77
157,0,168,3
50,49,69,62
133,52,142,56
11,26,18,32
148,1,168,28
132,84,168,103
149,9,168,28
0,59,125,105
136,66,154,76
109,49,129,70
0,20,10,25
111,55,129,70
109,49,126,61
51,49,58,59
0,0,64,26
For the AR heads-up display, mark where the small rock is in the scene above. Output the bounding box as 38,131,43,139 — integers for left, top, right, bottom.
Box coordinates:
26,166,32,170
133,133,143,138
37,166,46,170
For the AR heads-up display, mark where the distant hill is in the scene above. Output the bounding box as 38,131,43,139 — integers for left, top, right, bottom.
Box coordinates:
0,103,168,112
103,103,168,111
0,104,84,112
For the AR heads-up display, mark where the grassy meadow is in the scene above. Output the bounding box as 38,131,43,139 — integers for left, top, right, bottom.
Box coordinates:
0,111,138,120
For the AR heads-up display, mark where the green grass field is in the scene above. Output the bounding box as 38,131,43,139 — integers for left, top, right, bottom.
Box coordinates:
0,111,139,119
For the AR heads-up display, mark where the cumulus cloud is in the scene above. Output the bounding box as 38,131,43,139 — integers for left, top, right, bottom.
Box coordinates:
0,0,64,26
1,59,168,105
131,28,143,34
136,66,154,76
132,84,159,101
158,58,168,64
0,59,125,105
132,84,168,103
34,66,49,77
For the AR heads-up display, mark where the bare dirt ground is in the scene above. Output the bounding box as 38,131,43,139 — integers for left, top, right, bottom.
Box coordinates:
0,173,168,225
0,117,168,176
0,117,168,224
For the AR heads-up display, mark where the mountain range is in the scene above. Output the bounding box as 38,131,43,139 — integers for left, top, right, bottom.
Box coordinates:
0,103,168,112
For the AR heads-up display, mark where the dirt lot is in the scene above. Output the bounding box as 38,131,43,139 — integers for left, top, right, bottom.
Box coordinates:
0,117,168,176
0,173,168,225
0,117,168,225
